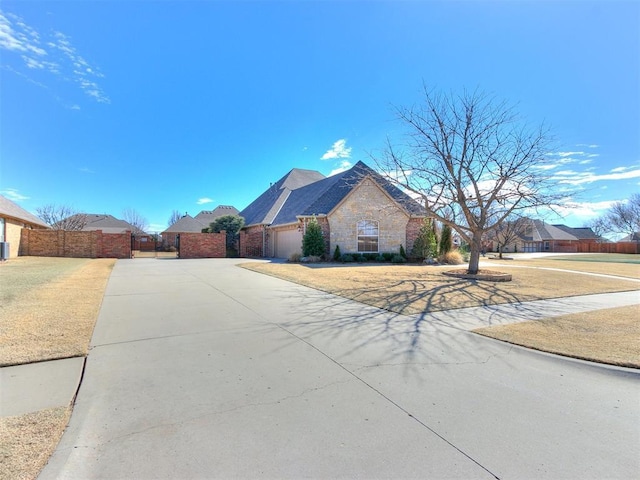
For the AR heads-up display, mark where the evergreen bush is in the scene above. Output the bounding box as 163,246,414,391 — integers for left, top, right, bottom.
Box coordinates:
302,217,325,257
391,254,406,263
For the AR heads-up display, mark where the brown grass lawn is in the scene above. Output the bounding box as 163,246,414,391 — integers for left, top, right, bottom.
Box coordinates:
0,257,116,366
475,304,640,368
0,257,114,480
240,261,639,315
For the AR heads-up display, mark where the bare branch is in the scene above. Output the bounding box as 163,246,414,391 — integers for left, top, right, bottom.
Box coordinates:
122,208,148,234
373,88,566,274
36,204,87,231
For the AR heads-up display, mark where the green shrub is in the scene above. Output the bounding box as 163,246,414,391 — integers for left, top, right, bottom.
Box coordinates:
399,245,407,259
375,254,386,262
363,253,377,261
439,224,452,256
333,245,341,261
302,217,325,257
340,254,354,263
354,253,366,263
411,218,438,260
382,252,393,261
391,254,406,264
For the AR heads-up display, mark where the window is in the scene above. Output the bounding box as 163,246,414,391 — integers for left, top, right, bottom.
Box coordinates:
0,218,4,242
357,220,378,252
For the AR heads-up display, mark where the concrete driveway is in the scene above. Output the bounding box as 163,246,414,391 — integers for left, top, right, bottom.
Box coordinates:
40,259,639,479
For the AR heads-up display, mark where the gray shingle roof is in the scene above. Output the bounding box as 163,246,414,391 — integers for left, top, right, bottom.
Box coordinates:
0,195,49,228
552,225,601,240
162,214,206,234
240,161,427,227
240,168,326,226
194,206,240,226
78,214,139,234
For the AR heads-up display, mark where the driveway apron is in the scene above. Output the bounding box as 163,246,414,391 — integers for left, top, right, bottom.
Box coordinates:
40,259,640,479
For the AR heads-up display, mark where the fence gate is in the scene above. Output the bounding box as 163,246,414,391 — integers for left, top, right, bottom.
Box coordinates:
131,233,178,259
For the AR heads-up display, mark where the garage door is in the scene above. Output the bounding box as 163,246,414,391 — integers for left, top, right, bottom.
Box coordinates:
275,228,302,258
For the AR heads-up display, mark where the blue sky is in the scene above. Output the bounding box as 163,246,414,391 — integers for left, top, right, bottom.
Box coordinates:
1,0,638,234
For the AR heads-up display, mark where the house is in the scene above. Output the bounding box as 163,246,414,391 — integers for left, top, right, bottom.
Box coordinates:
239,161,428,258
0,194,49,259
497,219,603,253
619,232,640,242
71,214,143,234
161,205,239,248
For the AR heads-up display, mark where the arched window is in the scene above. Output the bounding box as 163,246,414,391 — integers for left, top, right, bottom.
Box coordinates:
357,220,378,252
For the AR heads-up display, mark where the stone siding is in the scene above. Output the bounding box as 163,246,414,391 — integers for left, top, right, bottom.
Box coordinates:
328,179,410,254
178,232,226,258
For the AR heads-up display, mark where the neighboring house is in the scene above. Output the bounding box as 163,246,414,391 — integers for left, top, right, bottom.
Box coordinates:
70,214,143,234
0,194,49,259
239,161,428,258
619,232,640,242
62,213,154,250
161,205,239,248
497,219,603,253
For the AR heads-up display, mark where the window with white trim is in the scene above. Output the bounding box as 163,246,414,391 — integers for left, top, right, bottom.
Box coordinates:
357,220,378,252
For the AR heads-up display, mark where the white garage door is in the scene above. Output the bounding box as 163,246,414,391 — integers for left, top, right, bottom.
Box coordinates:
275,228,302,258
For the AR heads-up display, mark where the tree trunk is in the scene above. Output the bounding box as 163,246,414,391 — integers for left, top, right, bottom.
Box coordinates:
467,233,482,274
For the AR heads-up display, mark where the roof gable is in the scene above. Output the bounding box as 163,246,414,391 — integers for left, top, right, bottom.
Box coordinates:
239,168,325,226
162,214,206,233
552,225,601,240
244,161,427,227
194,205,240,225
0,195,49,228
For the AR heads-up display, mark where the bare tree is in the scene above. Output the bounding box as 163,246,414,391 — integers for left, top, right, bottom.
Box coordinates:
374,87,564,274
491,215,530,258
36,204,88,230
122,208,148,234
606,193,640,237
585,216,610,241
168,210,183,227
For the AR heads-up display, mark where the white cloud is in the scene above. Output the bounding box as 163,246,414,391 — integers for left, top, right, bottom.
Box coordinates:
556,151,585,158
1,188,29,201
321,139,352,160
197,197,213,205
609,166,629,173
329,161,353,176
533,164,559,171
553,199,619,218
0,10,109,104
555,168,640,186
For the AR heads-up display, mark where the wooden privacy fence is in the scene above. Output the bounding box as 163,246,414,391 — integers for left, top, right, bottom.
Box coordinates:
20,229,131,259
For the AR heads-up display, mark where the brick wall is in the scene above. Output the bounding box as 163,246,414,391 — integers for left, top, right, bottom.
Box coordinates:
20,229,131,258
239,226,264,257
178,232,226,258
405,217,425,255
4,218,45,258
328,178,410,254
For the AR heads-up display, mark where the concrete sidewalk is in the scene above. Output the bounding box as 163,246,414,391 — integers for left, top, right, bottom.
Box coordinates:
3,258,638,479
